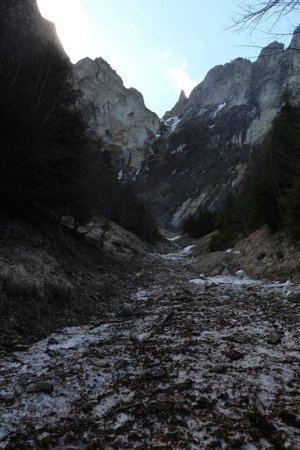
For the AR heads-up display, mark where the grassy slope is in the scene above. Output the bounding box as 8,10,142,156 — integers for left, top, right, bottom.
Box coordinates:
0,214,148,352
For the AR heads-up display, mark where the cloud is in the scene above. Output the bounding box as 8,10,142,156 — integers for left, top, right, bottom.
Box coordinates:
197,43,205,49
167,60,199,96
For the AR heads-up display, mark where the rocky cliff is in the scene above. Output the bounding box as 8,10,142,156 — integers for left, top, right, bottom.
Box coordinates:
6,2,300,231
164,90,188,120
74,58,161,178
137,31,300,228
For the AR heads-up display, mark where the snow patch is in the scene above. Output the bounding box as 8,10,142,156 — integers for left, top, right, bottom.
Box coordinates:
158,244,195,261
171,144,186,154
182,245,195,253
190,275,257,287
117,169,123,181
212,102,226,119
166,235,181,241
165,116,181,133
190,275,296,291
196,107,207,117
225,248,241,254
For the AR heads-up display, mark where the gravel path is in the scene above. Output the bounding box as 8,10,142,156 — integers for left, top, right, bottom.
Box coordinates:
0,246,300,449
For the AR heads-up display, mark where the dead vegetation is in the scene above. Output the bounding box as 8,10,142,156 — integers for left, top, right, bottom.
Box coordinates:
0,247,299,449
232,226,300,283
0,214,143,352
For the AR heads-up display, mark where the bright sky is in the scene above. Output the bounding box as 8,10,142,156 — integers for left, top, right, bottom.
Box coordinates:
37,0,299,116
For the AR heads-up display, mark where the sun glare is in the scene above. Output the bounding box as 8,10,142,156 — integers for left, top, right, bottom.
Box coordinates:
37,0,95,62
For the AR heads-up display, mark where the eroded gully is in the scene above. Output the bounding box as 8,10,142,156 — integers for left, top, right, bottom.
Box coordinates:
0,243,300,449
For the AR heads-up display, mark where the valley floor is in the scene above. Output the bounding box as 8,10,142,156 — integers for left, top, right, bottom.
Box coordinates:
0,243,300,449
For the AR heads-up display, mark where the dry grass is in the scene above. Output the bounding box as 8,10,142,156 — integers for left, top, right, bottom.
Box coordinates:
44,277,74,303
0,265,44,300
0,264,75,303
0,213,136,351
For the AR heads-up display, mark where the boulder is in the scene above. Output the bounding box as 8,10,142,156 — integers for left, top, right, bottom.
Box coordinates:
236,270,246,279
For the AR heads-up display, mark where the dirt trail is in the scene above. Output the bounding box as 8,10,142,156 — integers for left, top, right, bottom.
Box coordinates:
0,244,300,449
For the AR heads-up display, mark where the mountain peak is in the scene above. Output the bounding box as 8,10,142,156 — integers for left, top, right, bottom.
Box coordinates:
258,41,284,58
163,89,189,120
290,24,300,49
179,90,187,101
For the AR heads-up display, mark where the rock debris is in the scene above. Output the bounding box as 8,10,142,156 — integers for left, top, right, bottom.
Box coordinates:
0,247,299,449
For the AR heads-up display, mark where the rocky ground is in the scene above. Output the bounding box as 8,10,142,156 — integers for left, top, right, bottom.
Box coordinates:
0,239,300,449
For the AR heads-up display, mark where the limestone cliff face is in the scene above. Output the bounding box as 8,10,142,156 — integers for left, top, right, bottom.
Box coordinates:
74,58,160,177
137,32,300,228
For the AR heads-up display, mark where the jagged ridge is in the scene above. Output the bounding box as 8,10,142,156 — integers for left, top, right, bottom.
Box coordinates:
136,32,300,228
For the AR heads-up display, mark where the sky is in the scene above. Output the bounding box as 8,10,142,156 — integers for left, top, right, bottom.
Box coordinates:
37,0,300,116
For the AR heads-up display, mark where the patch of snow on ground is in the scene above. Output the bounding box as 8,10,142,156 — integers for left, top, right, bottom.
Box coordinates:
166,235,181,241
171,144,186,154
1,246,300,449
196,107,207,117
182,245,195,253
165,116,181,133
190,275,257,286
225,248,241,254
158,245,195,260
117,169,123,181
217,102,226,111
190,276,298,292
212,102,226,119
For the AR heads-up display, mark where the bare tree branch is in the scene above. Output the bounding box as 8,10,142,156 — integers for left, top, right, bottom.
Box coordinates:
233,1,300,30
